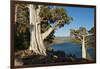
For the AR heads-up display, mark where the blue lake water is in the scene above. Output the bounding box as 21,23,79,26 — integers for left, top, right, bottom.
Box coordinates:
50,42,95,59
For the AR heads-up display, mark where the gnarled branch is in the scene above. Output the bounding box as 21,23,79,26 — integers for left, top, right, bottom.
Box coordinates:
42,22,59,40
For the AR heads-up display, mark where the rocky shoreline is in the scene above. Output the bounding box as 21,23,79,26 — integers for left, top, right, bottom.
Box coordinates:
15,48,95,67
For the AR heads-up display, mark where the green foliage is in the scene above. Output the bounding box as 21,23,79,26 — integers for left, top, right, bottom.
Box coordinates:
39,6,51,20
39,7,72,28
70,27,88,46
15,4,30,51
50,8,72,28
70,27,95,49
88,27,94,35
87,27,95,48
79,27,88,35
70,27,87,37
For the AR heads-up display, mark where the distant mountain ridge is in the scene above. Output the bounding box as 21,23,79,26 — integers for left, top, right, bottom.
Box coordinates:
52,37,71,44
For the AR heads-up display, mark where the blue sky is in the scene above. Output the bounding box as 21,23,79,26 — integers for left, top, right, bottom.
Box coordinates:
53,6,95,37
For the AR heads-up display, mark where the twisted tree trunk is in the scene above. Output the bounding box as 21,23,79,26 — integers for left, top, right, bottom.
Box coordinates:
28,4,47,56
82,35,86,59
28,4,60,56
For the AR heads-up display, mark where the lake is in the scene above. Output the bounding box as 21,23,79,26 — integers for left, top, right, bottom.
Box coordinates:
50,42,95,59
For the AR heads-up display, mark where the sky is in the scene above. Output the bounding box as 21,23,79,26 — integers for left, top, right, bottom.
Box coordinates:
53,6,95,37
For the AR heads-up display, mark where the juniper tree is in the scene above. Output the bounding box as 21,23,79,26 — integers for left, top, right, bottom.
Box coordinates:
70,27,88,59
14,3,72,56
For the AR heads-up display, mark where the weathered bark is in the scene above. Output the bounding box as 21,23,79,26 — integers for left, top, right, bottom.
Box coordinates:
42,28,54,40
29,4,39,54
82,35,87,59
28,4,46,56
14,4,18,23
36,24,46,55
42,22,59,40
